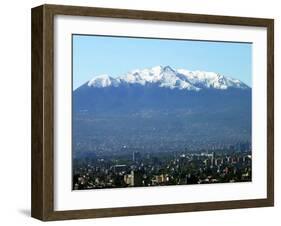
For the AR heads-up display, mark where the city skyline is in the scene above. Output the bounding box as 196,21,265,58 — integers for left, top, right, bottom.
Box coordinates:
73,144,252,190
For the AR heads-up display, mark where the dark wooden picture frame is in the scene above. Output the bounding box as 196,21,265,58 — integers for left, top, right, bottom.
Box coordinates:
31,4,274,221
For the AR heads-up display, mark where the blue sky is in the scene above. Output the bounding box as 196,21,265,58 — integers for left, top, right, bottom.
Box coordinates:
73,34,252,90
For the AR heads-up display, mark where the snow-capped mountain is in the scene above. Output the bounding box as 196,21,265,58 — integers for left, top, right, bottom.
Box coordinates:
86,65,249,91
73,66,251,155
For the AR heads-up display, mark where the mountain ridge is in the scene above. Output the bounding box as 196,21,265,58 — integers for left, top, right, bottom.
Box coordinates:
83,65,250,91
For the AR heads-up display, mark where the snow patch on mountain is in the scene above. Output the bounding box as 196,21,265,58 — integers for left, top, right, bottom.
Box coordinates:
177,69,249,90
88,74,112,88
87,66,249,91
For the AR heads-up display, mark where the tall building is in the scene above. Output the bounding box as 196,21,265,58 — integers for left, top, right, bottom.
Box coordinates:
124,170,143,187
132,170,143,186
133,151,141,162
211,151,216,166
124,173,133,186
215,158,222,166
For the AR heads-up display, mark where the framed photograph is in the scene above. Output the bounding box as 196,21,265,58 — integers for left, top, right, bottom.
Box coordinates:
31,4,274,221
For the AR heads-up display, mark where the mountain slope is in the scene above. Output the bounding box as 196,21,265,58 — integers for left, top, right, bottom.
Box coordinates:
73,66,251,155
